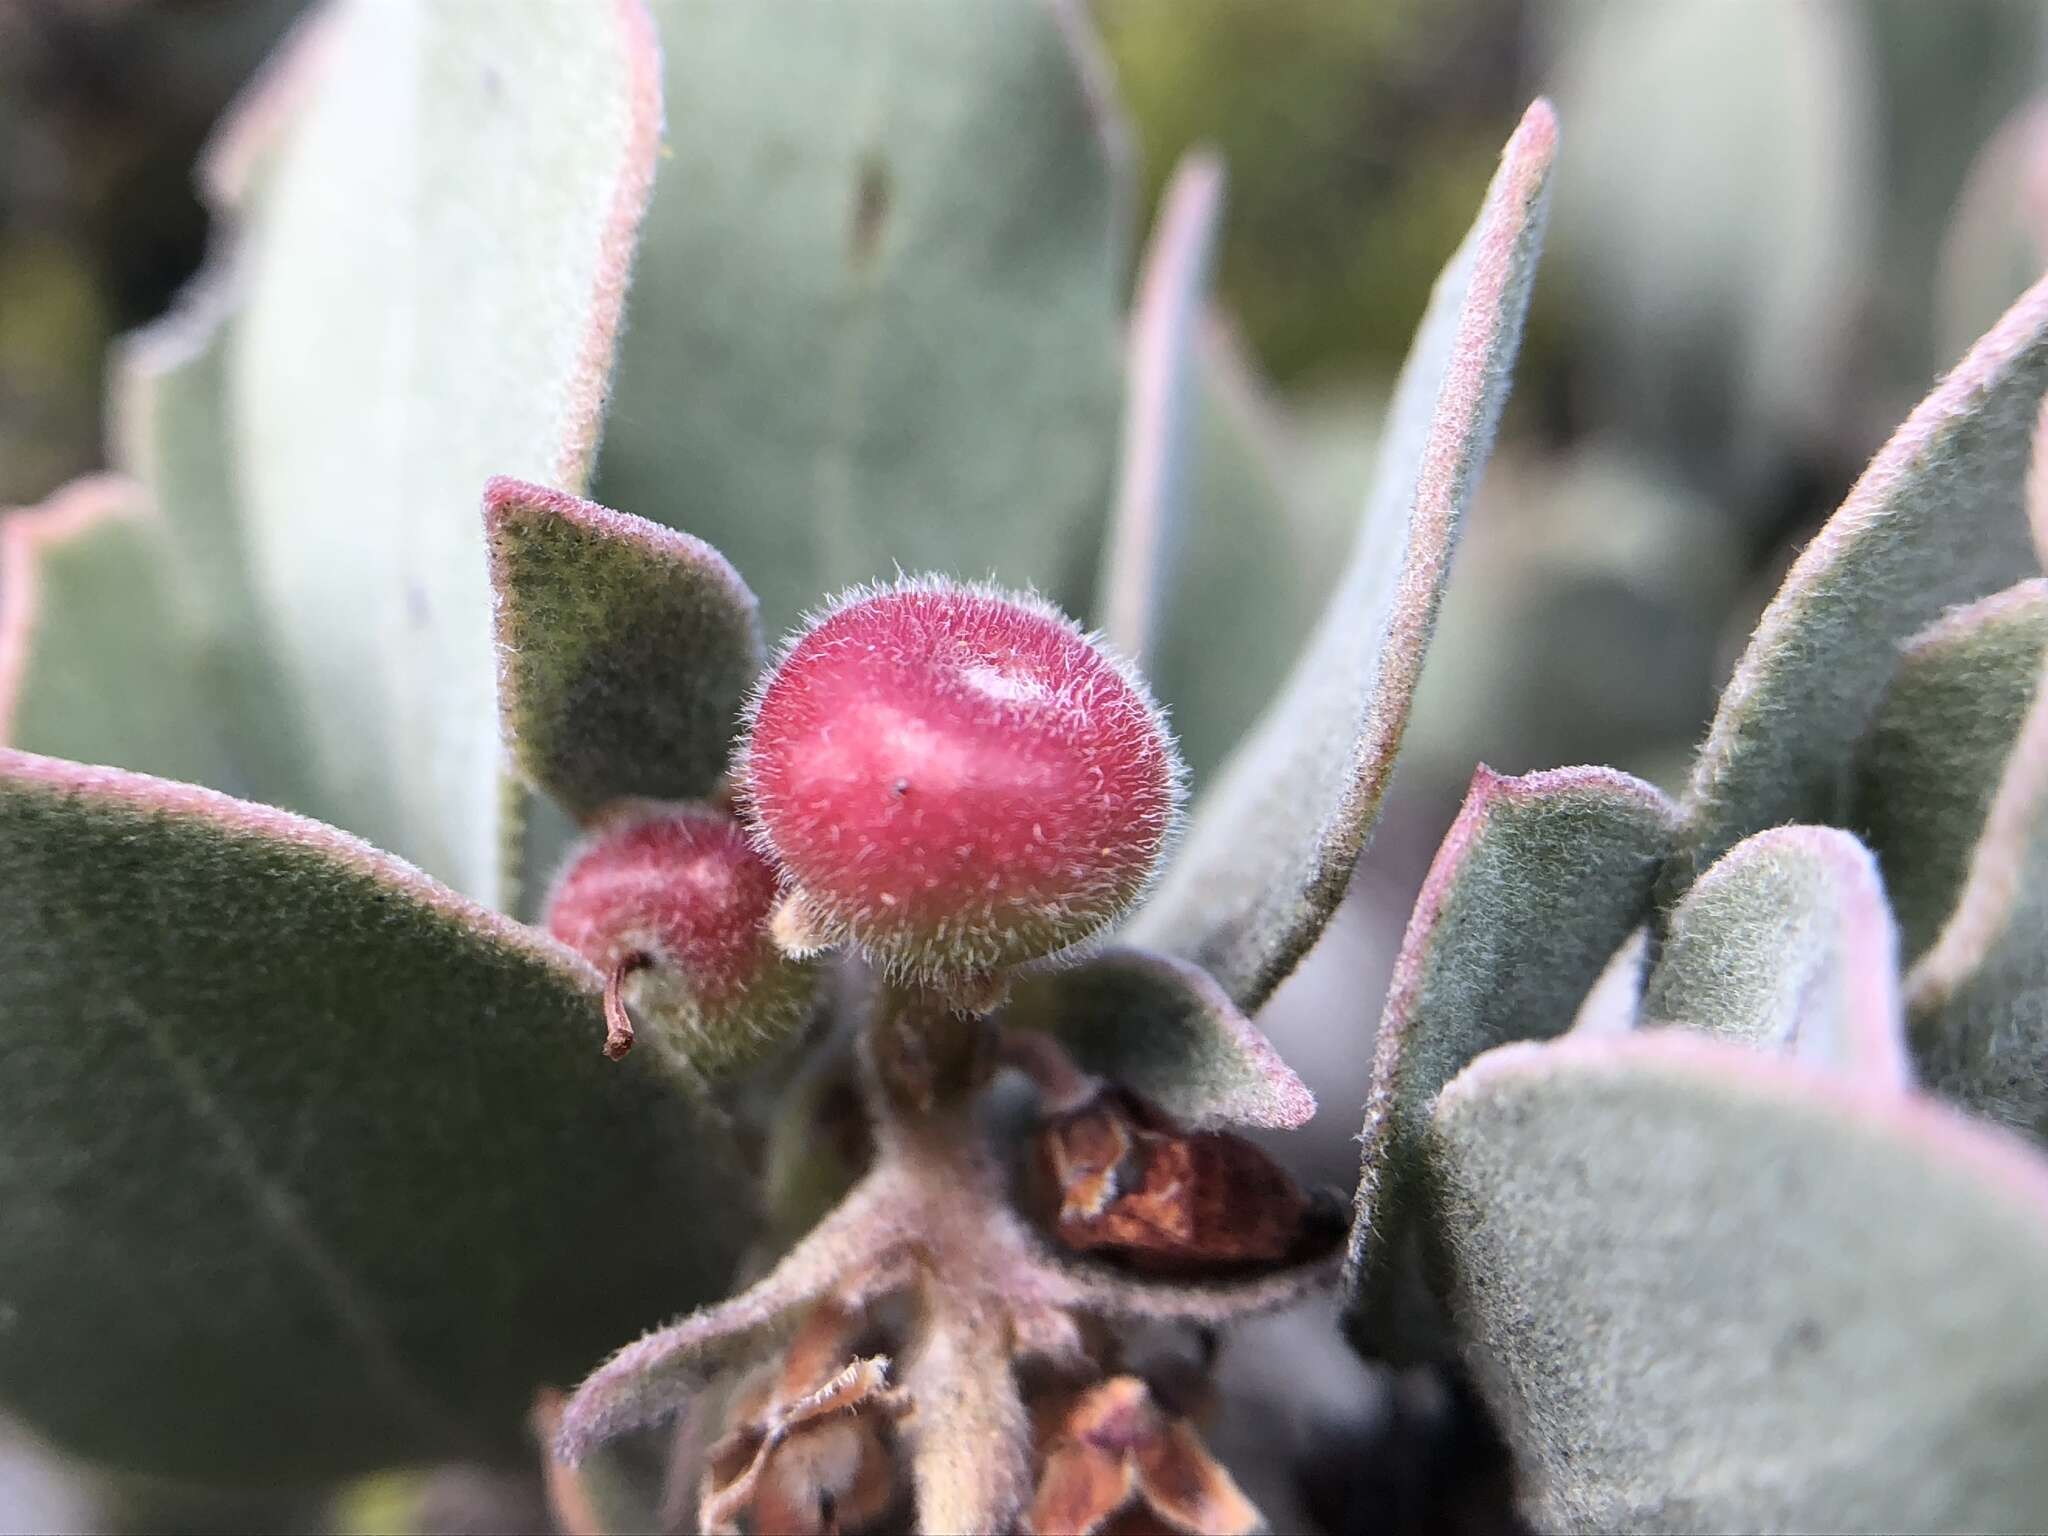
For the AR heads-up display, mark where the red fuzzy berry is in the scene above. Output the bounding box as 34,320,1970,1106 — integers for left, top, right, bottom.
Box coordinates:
739,579,1184,980
545,803,817,1071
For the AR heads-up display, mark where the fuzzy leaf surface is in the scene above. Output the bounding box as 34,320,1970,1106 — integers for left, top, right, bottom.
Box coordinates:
484,478,763,819
1128,101,1558,1010
1670,273,2048,897
230,0,662,906
1852,580,2048,960
1909,632,2048,1144
0,749,748,1483
594,0,1128,639
1646,825,1909,1086
1002,946,1313,1129
1428,1033,2048,1532
1343,764,1673,1355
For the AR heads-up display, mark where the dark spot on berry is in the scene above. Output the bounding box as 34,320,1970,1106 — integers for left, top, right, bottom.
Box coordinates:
891,777,911,797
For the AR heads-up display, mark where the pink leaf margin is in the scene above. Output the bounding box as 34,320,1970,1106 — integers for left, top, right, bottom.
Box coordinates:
0,476,151,747
1436,1029,2048,1236
1672,824,1911,1091
0,744,606,999
1101,151,1225,666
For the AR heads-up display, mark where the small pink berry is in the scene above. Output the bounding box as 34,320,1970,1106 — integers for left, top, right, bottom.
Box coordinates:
739,579,1184,980
545,803,817,1071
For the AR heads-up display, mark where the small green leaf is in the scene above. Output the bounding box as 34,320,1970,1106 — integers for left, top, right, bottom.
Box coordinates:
1852,580,2048,961
1000,945,1312,1129
1646,826,1909,1086
1427,1033,2048,1532
484,477,763,819
0,479,236,792
1908,637,2048,1144
1127,101,1558,1011
0,748,748,1483
1099,151,1226,669
1669,273,2048,899
1343,764,1674,1358
594,0,1129,640
229,0,664,907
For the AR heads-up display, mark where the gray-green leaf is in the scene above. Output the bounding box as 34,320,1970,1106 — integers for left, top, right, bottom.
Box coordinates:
0,748,748,1483
484,477,763,820
1646,825,1909,1085
594,0,1129,642
1669,272,2048,898
1428,1032,2048,1532
1852,580,2048,960
1000,945,1312,1129
1128,101,1558,1011
1343,763,1674,1358
229,0,664,907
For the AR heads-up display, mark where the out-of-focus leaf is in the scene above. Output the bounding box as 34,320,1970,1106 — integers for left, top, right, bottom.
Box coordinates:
1001,945,1312,1129
0,478,234,791
1428,1033,2048,1532
1343,764,1674,1357
1908,636,2048,1144
1645,826,1909,1086
1936,99,2048,369
1099,151,1225,668
484,478,763,820
1852,580,2048,959
1148,320,1346,785
1669,273,2048,898
230,0,663,907
1546,0,1874,482
1128,102,1558,1011
595,0,1128,641
0,748,748,1483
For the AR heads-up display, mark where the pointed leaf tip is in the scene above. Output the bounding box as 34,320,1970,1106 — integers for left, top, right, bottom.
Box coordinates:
1129,104,1559,1011
485,477,763,819
0,748,745,1481
1647,825,1910,1089
1000,945,1313,1130
1343,764,1674,1357
1674,268,2048,899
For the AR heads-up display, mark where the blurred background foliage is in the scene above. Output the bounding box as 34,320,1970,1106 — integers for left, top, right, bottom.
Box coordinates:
3,1,2048,1529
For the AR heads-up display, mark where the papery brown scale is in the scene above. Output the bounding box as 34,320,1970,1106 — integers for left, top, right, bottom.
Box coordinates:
1034,1089,1327,1275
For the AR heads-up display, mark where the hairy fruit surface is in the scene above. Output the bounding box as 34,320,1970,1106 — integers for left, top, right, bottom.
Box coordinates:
741,580,1184,981
545,803,816,1071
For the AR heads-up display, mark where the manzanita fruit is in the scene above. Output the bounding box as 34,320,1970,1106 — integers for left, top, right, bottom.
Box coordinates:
544,803,817,1074
740,579,1185,984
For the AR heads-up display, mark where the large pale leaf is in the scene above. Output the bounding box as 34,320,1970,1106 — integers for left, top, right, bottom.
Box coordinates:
1908,632,2048,1144
484,477,763,819
1645,825,1909,1086
999,945,1312,1129
593,0,1129,641
1129,101,1558,1011
1852,580,2048,959
1098,152,1225,667
1342,763,1673,1356
0,748,748,1483
0,479,235,792
230,0,663,907
1669,272,2048,896
1428,1033,2048,1532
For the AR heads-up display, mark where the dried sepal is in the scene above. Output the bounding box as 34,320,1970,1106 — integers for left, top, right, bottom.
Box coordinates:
1027,1376,1260,1536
